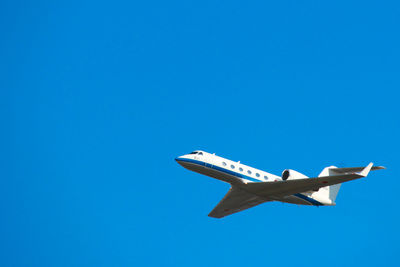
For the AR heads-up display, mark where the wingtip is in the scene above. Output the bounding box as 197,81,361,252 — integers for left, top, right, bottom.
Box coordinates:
360,162,373,177
208,213,223,219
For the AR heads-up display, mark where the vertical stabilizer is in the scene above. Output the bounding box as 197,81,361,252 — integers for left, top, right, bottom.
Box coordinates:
312,166,342,204
328,184,341,203
312,163,375,204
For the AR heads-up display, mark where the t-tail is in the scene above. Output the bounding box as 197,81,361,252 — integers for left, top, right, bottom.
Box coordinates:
312,163,383,205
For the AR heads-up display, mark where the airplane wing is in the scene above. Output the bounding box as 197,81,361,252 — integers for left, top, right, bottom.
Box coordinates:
244,163,374,198
208,187,269,218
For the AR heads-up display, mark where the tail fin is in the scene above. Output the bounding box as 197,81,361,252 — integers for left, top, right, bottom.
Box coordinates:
313,166,341,204
312,163,379,204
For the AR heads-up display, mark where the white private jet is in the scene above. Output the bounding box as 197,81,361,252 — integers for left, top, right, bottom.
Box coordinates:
175,150,385,218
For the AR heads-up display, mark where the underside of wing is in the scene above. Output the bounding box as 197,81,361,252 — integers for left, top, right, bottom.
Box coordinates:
208,187,268,218
243,173,365,198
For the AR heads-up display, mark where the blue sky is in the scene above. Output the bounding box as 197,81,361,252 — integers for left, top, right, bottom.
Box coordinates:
2,1,399,266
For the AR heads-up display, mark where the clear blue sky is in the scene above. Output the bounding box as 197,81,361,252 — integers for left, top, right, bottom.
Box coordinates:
2,1,399,266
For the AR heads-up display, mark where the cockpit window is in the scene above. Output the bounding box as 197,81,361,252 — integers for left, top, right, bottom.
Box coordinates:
189,151,203,155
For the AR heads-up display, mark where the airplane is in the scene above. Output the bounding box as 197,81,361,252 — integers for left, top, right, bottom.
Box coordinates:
175,150,385,218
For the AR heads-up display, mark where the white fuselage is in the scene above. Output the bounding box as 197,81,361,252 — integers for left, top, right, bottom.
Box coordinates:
175,150,333,206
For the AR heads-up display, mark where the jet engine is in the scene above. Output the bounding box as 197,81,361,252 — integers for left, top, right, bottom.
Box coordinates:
281,169,308,181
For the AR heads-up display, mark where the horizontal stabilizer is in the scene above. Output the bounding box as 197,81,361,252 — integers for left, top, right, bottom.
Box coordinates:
330,165,385,174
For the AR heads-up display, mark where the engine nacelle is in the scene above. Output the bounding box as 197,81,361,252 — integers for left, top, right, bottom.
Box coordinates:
281,169,308,181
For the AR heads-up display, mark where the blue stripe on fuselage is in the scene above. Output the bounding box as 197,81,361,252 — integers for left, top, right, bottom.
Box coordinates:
293,193,322,206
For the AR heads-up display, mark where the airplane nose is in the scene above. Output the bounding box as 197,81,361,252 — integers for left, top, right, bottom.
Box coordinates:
175,157,185,166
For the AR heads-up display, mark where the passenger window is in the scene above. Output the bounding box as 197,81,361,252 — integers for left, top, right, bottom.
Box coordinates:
264,175,268,180
198,152,203,155
247,170,252,175
222,162,227,166
231,165,235,169
239,167,243,172
256,173,260,177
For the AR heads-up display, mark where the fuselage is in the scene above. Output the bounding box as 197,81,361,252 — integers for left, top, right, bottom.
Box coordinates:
175,150,333,206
